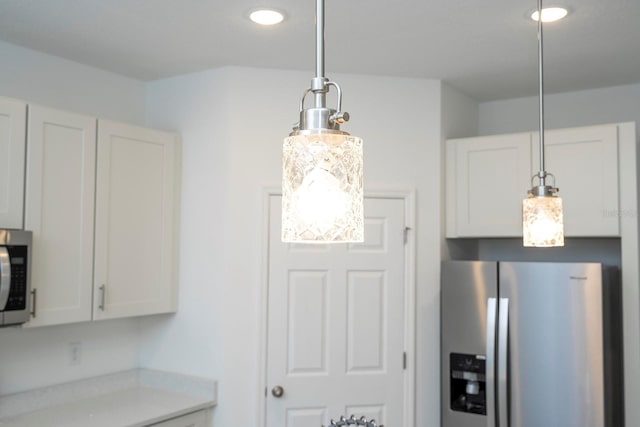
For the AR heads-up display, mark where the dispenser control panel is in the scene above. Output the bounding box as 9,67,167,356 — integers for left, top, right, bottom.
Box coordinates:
450,352,487,415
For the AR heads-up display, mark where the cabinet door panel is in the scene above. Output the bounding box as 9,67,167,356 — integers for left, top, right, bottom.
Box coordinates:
24,105,96,327
447,133,531,237
0,97,26,229
535,124,619,236
94,120,178,320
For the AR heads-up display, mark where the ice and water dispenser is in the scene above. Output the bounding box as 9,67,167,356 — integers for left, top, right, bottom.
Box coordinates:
449,353,487,415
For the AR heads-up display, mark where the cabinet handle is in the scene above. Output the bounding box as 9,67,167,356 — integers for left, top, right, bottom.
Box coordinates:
99,285,106,311
30,288,37,318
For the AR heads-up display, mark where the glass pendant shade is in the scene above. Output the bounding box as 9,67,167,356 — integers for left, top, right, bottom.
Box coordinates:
522,194,564,247
282,131,363,243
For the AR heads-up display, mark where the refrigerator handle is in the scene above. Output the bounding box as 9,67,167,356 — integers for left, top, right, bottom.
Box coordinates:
498,298,509,427
486,298,497,427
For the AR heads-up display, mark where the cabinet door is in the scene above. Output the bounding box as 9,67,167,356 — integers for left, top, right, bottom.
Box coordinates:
94,120,179,320
148,410,209,427
446,133,532,237
0,97,26,229
534,124,619,236
24,105,96,327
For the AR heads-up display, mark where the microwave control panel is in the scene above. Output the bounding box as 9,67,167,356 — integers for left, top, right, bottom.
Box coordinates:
4,245,28,311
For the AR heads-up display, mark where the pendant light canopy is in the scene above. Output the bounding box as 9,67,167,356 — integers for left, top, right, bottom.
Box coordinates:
522,0,564,247
282,0,364,243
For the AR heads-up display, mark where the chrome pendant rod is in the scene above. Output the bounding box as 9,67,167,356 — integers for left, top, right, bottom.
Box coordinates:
537,0,546,184
314,0,327,109
316,0,325,79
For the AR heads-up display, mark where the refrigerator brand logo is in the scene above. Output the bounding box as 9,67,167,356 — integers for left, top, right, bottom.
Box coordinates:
570,276,588,281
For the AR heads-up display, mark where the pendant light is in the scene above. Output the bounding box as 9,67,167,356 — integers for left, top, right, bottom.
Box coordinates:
522,0,564,247
282,0,364,243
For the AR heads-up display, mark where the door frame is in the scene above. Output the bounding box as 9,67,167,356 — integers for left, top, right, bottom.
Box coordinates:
257,188,417,427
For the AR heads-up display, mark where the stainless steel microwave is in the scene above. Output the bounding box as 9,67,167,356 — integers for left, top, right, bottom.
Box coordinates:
0,229,32,326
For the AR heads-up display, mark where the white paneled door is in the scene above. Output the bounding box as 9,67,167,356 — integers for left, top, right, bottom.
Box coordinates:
266,195,408,427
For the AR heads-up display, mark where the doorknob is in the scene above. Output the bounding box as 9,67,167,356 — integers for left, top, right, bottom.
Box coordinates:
271,385,284,398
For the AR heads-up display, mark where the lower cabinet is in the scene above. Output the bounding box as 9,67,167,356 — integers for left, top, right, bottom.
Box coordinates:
24,105,180,327
148,410,210,427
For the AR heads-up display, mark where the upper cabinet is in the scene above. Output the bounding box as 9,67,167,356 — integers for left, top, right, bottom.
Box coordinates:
25,105,97,327
535,125,619,237
0,97,27,229
93,120,179,320
446,132,532,237
19,102,180,328
446,123,620,238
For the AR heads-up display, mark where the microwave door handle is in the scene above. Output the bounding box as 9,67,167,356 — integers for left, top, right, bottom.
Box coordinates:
486,298,497,427
498,298,510,427
0,247,11,310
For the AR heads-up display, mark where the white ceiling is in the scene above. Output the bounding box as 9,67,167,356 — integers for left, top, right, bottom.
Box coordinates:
0,0,638,102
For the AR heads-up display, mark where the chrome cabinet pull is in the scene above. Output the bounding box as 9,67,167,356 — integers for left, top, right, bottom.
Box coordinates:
30,288,37,318
99,285,106,311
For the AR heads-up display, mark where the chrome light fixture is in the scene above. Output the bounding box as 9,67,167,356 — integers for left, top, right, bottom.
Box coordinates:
522,0,564,247
282,0,364,243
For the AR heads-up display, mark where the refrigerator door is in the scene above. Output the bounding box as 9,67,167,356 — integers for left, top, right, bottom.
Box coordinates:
499,262,605,427
441,261,498,427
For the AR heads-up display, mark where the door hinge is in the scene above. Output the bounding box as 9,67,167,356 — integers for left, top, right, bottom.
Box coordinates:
403,351,407,370
403,227,411,245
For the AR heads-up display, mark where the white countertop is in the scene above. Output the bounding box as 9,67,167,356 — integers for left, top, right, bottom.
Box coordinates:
0,369,217,427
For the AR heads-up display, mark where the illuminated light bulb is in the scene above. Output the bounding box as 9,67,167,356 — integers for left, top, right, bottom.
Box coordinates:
295,168,351,235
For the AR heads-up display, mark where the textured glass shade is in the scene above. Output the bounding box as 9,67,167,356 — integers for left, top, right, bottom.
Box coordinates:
282,131,363,242
522,195,564,247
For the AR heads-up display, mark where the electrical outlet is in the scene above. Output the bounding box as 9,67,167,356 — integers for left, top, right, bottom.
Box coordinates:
69,342,82,366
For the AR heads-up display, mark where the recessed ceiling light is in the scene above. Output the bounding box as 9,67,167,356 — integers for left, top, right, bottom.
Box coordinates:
531,7,569,22
249,9,285,26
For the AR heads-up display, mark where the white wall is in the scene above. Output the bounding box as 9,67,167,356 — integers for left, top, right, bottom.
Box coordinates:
479,83,640,135
0,41,145,124
440,83,479,262
0,41,146,395
141,66,445,427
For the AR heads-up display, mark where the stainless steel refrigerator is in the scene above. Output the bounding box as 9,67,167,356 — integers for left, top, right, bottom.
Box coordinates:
441,261,623,427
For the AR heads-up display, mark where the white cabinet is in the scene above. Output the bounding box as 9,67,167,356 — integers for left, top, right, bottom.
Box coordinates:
446,123,620,238
93,120,179,320
22,105,180,327
0,96,27,229
446,132,532,237
148,410,209,427
536,125,619,236
25,105,97,326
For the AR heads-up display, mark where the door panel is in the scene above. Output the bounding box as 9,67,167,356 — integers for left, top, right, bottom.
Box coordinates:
499,262,604,427
534,125,619,236
441,261,498,427
0,97,26,229
94,120,178,319
266,195,406,427
24,105,96,327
